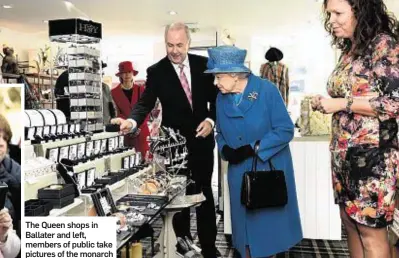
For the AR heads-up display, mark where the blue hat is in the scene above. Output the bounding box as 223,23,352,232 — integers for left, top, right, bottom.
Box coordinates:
204,46,251,74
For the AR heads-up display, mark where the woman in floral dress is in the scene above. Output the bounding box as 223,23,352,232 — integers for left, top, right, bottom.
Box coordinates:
311,0,399,257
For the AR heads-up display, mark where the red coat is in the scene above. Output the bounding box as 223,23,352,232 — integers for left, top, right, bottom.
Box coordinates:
111,83,150,158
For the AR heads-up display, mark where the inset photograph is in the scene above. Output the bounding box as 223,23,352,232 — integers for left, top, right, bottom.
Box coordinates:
0,85,22,258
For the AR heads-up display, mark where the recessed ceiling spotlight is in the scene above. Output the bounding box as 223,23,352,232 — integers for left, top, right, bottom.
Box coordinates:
64,0,73,10
2,5,13,9
169,10,177,15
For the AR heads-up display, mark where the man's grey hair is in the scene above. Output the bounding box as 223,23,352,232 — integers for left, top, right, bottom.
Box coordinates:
164,22,191,42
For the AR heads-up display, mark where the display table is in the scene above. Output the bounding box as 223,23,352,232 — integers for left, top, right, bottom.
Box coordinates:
115,180,204,258
155,193,205,258
222,135,342,240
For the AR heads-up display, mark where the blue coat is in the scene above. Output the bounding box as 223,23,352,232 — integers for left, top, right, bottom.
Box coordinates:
216,74,303,257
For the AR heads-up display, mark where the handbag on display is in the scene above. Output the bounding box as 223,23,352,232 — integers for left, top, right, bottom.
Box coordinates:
240,140,288,209
297,96,331,136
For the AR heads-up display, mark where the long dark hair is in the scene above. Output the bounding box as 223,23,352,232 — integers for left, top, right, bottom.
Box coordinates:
323,0,399,56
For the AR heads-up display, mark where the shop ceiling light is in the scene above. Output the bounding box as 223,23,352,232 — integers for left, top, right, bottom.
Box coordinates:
63,1,90,19
2,5,13,9
64,0,73,11
43,20,48,23
169,10,177,15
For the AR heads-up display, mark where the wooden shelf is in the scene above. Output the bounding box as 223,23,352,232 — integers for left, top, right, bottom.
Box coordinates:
31,83,53,87
0,73,20,79
25,73,59,80
25,72,58,108
49,198,84,217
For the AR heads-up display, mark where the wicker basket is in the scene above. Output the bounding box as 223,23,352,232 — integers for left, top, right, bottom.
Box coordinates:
298,96,332,136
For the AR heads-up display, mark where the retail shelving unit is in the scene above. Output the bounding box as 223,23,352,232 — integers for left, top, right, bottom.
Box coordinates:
49,18,103,133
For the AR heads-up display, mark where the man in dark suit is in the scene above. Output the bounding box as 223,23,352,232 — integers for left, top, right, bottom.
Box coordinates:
112,22,219,258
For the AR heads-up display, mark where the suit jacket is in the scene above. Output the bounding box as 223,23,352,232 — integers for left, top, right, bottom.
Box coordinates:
111,83,150,157
130,54,217,154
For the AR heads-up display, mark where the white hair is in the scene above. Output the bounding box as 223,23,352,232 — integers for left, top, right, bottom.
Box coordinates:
230,73,250,79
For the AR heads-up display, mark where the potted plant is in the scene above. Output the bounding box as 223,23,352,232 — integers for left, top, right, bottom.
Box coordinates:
34,45,51,74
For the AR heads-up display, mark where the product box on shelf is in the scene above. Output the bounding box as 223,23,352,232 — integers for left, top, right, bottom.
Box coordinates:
76,171,86,190
94,175,118,186
40,194,75,209
38,184,75,199
91,188,117,216
81,169,103,194
25,199,54,216
108,169,129,181
37,184,76,209
46,147,59,163
25,157,56,179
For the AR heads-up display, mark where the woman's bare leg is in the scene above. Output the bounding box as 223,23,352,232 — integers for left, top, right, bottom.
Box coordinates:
357,223,391,258
340,207,365,258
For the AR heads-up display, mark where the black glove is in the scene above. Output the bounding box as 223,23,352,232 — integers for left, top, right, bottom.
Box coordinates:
221,145,235,162
222,144,255,164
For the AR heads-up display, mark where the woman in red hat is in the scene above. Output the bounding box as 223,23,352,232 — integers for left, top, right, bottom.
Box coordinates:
111,61,150,158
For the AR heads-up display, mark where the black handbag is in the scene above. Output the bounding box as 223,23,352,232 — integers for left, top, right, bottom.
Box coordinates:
240,140,288,209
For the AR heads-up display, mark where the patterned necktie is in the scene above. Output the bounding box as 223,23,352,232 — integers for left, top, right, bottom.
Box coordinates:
178,64,192,108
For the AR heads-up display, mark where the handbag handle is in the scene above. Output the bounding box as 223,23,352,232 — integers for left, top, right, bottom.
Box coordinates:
251,140,275,172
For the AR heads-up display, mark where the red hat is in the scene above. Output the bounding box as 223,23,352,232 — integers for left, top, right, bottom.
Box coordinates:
115,61,138,76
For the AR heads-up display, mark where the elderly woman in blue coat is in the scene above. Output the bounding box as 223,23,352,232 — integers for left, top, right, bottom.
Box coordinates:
205,46,303,258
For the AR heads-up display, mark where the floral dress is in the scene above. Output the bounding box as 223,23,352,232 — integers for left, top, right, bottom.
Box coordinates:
327,34,399,228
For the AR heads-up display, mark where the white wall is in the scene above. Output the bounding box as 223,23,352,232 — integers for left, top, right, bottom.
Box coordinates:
153,27,219,62
386,0,399,14
0,27,48,62
101,35,158,83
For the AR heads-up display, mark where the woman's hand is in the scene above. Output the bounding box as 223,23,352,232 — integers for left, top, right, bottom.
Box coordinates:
0,209,12,242
222,145,254,164
318,98,346,114
311,95,325,111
